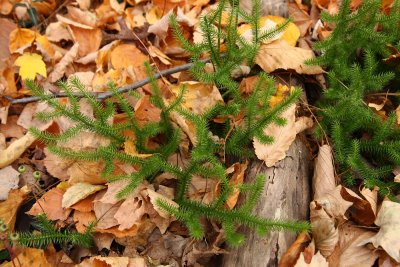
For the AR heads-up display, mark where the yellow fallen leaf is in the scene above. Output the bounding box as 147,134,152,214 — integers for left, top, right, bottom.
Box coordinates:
8,28,36,54
0,132,36,168
269,83,294,108
124,140,153,158
238,16,300,46
14,53,47,80
62,182,105,208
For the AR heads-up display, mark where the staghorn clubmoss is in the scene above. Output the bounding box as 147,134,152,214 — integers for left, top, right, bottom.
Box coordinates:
26,0,309,246
309,0,400,196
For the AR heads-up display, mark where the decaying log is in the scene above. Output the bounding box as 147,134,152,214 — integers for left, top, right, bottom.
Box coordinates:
222,137,311,267
240,0,288,17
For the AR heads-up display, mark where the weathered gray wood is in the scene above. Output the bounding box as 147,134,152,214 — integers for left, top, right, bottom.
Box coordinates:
222,137,311,267
240,0,288,17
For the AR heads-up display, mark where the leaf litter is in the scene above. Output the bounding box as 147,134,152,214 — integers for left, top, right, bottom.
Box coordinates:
0,0,399,266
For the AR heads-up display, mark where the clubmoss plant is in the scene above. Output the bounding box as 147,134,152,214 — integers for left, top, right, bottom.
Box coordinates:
310,0,400,196
26,0,309,246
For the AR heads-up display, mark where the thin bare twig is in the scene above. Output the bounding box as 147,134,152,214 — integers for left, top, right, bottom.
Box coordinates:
6,58,212,105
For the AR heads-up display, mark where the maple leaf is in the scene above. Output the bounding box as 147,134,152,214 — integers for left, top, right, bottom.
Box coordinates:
14,53,47,80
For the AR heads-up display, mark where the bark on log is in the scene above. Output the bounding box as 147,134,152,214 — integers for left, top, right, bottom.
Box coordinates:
240,0,288,17
222,137,311,267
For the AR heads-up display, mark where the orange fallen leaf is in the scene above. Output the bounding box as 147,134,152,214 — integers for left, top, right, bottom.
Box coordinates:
27,187,71,221
32,0,56,16
69,26,102,57
225,161,247,209
8,28,36,54
110,44,149,69
279,232,311,267
0,187,29,232
2,248,51,267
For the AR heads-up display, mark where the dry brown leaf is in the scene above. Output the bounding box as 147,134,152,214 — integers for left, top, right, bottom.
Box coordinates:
0,18,16,61
44,129,110,183
0,105,9,125
148,45,172,65
0,166,19,200
70,193,96,212
341,186,377,226
327,223,378,267
0,132,36,168
27,187,71,220
67,6,98,28
396,105,400,125
17,102,54,131
110,44,149,69
69,26,102,57
99,180,130,205
288,3,313,37
134,95,162,126
279,232,311,267
2,248,51,267
94,190,121,229
360,200,400,262
294,251,328,267
8,28,36,54
56,14,93,29
45,22,73,42
253,104,313,167
148,10,173,40
310,201,339,258
0,116,25,138
171,81,224,114
256,40,324,74
35,34,58,61
78,255,147,267
74,210,96,233
0,187,29,232
114,193,148,230
95,218,152,238
188,175,219,204
146,188,179,219
49,42,79,82
93,233,114,250
312,145,336,199
92,68,128,92
62,183,105,208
